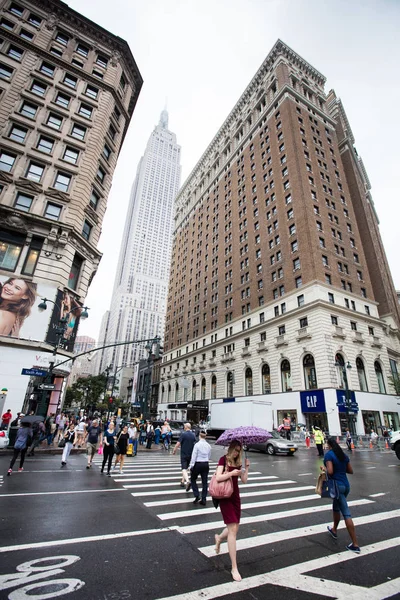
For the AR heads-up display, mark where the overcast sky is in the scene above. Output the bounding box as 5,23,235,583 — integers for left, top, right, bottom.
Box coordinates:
71,0,400,341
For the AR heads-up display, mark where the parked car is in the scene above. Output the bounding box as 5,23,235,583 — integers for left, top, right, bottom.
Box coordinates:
246,430,298,456
0,429,9,449
152,420,186,441
389,429,400,460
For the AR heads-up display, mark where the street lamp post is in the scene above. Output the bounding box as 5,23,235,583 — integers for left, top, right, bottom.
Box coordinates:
36,297,89,417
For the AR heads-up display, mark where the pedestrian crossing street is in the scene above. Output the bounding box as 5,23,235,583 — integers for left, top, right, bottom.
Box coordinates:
92,454,400,599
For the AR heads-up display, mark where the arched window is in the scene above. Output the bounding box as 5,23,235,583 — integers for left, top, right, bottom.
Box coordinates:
262,363,271,394
356,357,368,391
227,371,234,397
245,367,253,395
303,354,318,390
281,359,292,392
161,385,165,402
374,361,386,394
175,382,179,401
211,375,217,399
201,377,206,400
335,353,345,389
192,380,197,402
167,384,171,402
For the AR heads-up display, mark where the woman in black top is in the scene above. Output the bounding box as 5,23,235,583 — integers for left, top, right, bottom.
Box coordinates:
113,425,129,473
101,422,116,476
61,422,76,467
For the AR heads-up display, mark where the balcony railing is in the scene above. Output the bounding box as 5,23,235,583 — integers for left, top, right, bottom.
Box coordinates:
221,351,235,363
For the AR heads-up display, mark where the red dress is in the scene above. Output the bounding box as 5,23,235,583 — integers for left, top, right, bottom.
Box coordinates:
218,456,241,524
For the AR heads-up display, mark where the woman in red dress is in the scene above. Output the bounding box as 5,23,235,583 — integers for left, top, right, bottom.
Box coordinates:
214,441,250,582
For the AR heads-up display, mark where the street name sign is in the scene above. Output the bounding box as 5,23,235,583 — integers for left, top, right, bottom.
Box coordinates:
21,368,48,377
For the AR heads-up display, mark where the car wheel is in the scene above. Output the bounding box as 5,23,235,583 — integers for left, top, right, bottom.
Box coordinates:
395,444,400,460
266,444,275,455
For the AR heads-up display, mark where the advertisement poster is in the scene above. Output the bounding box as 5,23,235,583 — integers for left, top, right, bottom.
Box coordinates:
0,275,56,342
45,289,83,352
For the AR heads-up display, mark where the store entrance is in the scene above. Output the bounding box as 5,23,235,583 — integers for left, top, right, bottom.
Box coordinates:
305,413,328,434
362,410,381,434
383,411,399,431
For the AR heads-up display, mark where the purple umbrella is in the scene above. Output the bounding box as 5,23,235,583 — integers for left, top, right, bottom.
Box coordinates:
215,426,272,447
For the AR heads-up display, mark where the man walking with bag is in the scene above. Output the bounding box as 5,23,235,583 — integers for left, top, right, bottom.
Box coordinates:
189,430,211,506
173,423,195,489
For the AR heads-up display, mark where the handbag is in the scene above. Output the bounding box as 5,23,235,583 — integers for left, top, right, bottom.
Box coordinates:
316,472,339,499
97,445,103,455
58,438,66,448
209,458,234,499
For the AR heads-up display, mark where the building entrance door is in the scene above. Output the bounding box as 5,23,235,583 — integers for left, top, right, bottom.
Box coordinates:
305,413,328,434
362,410,381,434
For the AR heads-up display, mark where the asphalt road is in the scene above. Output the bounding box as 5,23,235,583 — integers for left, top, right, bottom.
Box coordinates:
0,444,399,600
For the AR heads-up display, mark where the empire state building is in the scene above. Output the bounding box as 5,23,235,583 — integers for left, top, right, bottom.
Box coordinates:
104,110,181,368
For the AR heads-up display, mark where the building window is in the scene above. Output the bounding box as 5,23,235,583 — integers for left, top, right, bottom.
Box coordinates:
89,189,100,210
26,161,44,182
78,103,93,119
55,31,69,45
43,202,61,221
9,124,28,143
54,171,71,192
0,150,16,172
328,292,335,304
36,135,54,154
331,315,338,325
335,353,345,388
55,92,71,108
374,362,386,394
40,61,55,77
82,220,92,241
70,123,86,141
293,257,300,270
7,45,23,61
227,371,234,398
297,294,304,307
92,69,104,79
262,363,271,394
281,359,291,392
299,317,308,328
47,112,63,130
85,84,98,99
0,63,14,80
96,166,105,183
102,145,111,161
325,274,332,285
69,254,83,290
0,239,22,271
201,377,206,400
10,3,24,16
63,146,79,164
71,58,83,68
108,125,116,140
1,18,15,30
50,46,63,57
356,357,368,392
63,73,77,88
19,29,34,41
30,80,47,96
96,54,108,68
28,13,42,27
245,367,253,396
20,101,38,119
14,192,33,212
295,275,302,288
76,43,89,57
211,375,217,399
303,354,318,390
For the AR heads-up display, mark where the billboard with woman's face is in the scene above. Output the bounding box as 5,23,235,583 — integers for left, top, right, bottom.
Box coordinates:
0,275,57,342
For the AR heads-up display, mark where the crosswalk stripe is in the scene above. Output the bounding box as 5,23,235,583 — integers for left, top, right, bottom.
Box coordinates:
122,476,275,489
114,471,263,482
130,479,288,497
199,509,400,556
156,493,320,520
155,537,400,600
143,483,309,507
176,499,374,534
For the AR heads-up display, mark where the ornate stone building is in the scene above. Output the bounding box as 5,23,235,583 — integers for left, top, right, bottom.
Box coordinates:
0,0,142,415
158,40,400,435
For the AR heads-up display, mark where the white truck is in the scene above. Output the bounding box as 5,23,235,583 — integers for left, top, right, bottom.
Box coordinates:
207,397,273,438
389,429,400,460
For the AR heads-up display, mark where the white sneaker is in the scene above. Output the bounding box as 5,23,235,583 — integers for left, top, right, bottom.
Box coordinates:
120,470,124,474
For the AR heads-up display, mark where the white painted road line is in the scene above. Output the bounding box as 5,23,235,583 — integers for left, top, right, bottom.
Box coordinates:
144,484,312,508
130,480,287,497
114,471,262,482
120,475,284,486
155,537,400,600
0,526,178,554
297,472,313,476
176,499,374,534
199,509,400,556
369,492,386,497
0,489,126,498
157,493,321,520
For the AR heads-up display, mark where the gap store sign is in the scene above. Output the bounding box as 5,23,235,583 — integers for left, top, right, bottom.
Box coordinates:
300,389,326,413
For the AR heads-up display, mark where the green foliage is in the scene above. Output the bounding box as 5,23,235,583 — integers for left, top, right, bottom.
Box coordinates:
65,374,107,412
388,374,400,395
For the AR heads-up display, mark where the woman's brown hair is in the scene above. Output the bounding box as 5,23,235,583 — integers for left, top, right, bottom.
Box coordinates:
226,440,242,468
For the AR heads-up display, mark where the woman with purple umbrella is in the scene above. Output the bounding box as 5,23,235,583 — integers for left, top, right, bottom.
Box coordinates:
214,440,250,582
